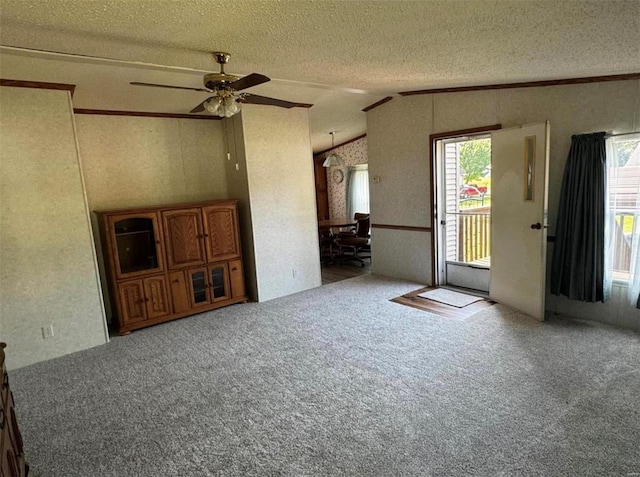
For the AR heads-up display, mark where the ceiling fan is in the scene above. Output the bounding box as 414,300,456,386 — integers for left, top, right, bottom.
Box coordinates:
130,52,306,117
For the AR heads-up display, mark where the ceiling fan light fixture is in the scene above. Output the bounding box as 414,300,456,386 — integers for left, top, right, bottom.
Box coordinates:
223,95,241,117
204,97,222,115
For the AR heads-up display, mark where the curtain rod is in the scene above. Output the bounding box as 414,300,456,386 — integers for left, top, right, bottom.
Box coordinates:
605,131,640,138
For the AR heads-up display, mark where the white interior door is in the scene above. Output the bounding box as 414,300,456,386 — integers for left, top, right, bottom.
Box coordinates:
490,122,550,320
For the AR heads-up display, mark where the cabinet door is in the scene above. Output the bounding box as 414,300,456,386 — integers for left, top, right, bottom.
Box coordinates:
107,212,164,280
162,209,206,269
169,271,190,314
228,259,246,298
6,392,24,466
187,267,211,308
118,279,147,325
1,428,20,477
202,204,240,262
142,276,171,320
208,263,231,303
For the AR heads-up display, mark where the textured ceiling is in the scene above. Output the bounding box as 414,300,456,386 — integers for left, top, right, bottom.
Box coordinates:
1,0,639,151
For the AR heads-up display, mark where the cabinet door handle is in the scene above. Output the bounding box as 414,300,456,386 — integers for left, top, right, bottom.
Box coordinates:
203,233,209,237
172,279,180,283
231,267,237,271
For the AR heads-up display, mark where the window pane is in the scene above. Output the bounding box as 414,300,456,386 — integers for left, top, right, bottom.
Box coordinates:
608,136,640,281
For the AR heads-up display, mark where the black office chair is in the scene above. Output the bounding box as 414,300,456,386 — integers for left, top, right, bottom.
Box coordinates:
318,228,335,263
336,212,369,239
335,214,370,266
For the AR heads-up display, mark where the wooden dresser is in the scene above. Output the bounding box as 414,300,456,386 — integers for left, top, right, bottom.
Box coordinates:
96,200,248,335
1,344,28,477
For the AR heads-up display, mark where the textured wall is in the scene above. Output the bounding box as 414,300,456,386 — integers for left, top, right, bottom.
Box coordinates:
75,115,227,211
223,115,258,301
240,105,321,301
367,79,640,328
316,136,368,218
0,87,108,369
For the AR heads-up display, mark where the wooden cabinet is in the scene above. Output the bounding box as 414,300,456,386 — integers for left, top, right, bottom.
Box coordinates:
229,259,246,298
97,200,247,334
1,344,28,477
186,263,231,308
107,212,164,280
162,208,207,269
117,276,172,326
202,204,240,261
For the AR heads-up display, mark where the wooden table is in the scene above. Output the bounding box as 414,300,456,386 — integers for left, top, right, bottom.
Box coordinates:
318,218,356,230
318,218,355,264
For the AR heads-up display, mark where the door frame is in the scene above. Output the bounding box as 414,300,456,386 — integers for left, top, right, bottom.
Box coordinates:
429,124,501,286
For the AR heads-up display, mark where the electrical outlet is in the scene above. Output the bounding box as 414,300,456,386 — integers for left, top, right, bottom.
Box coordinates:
292,269,298,278
42,324,54,339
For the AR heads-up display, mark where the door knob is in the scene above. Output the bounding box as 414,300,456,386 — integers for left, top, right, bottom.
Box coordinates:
530,223,542,230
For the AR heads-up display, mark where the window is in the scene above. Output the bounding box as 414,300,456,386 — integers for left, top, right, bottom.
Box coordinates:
606,133,640,298
347,165,369,218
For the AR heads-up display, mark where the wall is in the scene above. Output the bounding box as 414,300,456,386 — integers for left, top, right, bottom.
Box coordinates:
316,136,368,218
0,87,108,369
367,79,640,329
240,105,321,301
75,115,227,211
223,115,258,301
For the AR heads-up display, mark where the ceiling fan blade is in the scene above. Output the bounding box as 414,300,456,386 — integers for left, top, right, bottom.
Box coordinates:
131,81,210,92
240,94,312,109
190,97,214,113
228,73,270,91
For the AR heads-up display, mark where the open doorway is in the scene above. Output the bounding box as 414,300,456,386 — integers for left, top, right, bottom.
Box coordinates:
434,134,492,292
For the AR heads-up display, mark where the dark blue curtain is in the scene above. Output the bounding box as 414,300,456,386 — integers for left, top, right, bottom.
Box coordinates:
550,132,607,302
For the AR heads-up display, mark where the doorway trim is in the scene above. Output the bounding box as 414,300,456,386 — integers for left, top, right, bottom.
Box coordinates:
429,124,502,286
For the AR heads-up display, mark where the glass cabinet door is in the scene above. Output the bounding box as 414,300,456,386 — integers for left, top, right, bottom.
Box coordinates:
187,267,211,308
209,263,230,302
108,212,164,279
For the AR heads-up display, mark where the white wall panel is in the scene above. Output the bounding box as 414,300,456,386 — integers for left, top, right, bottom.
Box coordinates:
0,87,108,369
240,105,321,301
75,115,227,211
371,228,432,284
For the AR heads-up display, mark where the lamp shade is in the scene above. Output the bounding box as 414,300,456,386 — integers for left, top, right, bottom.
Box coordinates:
323,153,345,167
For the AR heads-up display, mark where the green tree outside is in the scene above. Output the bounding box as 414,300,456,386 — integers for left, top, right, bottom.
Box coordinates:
459,138,491,183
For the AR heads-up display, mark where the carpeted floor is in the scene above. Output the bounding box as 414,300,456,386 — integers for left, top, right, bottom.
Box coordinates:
11,274,640,476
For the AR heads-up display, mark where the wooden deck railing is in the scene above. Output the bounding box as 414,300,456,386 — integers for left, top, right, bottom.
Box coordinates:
458,213,491,263
452,211,632,271
613,213,632,274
